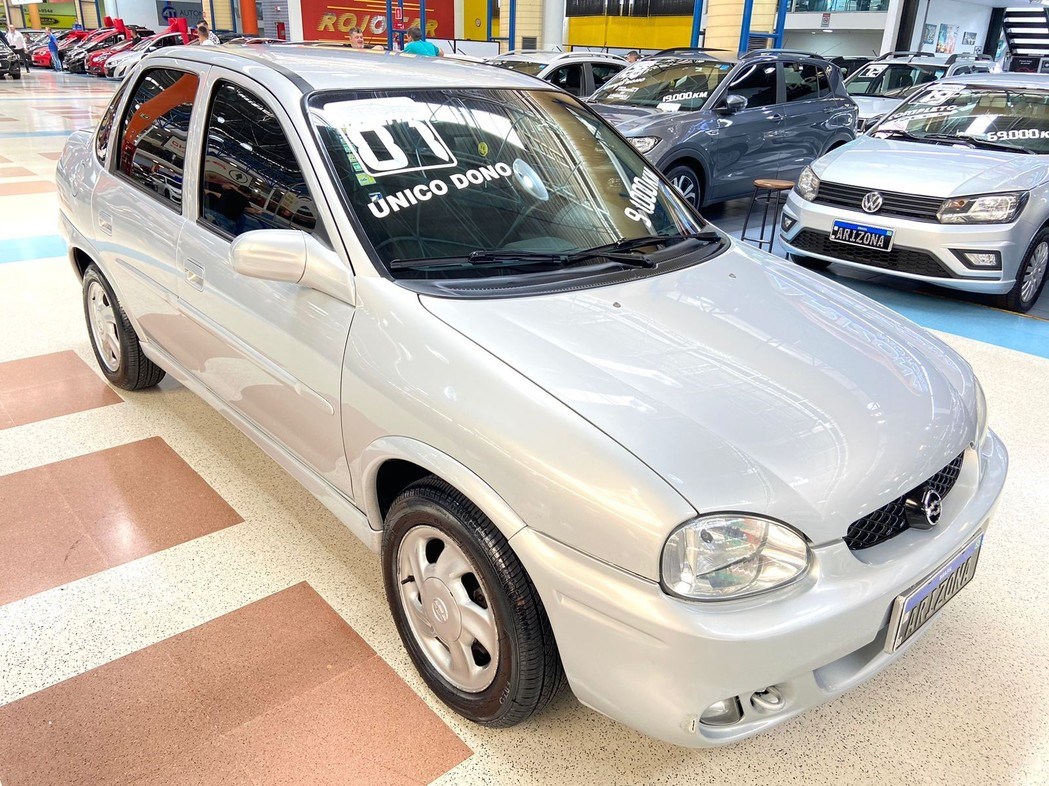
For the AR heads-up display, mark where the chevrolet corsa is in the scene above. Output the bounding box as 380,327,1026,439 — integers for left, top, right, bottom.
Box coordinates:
57,46,1007,747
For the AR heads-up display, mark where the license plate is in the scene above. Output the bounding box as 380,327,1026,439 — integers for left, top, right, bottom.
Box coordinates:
885,534,982,653
830,220,894,252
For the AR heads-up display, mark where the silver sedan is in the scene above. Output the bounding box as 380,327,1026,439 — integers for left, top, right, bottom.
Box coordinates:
57,45,1006,747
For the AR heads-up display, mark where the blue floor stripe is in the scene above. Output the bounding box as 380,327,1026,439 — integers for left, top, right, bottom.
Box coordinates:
837,278,1049,360
1,235,67,264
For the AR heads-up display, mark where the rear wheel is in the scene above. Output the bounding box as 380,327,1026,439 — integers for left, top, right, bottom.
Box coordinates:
788,253,832,271
382,477,563,727
996,228,1048,313
665,164,702,209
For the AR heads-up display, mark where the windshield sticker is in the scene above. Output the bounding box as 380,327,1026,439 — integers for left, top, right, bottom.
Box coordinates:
624,168,660,231
656,102,682,112
663,91,708,103
366,162,514,219
920,83,965,106
864,64,887,76
982,129,1049,141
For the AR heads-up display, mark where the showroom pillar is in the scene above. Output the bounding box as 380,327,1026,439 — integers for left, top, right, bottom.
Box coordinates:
25,2,41,28
239,0,258,34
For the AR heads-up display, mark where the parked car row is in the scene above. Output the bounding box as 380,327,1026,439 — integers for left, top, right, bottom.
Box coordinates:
57,43,1008,750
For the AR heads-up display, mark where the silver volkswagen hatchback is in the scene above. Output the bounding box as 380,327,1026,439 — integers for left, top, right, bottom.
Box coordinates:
58,45,1006,747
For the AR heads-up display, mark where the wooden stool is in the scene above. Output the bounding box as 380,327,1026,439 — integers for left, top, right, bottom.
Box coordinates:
740,178,795,252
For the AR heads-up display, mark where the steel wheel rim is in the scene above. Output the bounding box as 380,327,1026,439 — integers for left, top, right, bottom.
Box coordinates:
672,174,698,206
87,281,120,373
396,524,500,692
1021,241,1048,304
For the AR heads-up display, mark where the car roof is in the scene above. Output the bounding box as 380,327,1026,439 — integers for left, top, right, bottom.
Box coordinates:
935,72,1049,89
154,43,561,92
493,50,625,65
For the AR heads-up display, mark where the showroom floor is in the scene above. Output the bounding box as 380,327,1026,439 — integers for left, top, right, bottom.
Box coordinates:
1,70,1048,786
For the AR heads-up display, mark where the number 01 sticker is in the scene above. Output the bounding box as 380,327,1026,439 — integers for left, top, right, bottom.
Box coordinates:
319,98,458,179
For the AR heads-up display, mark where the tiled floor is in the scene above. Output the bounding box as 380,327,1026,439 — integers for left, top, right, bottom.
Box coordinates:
0,69,1047,786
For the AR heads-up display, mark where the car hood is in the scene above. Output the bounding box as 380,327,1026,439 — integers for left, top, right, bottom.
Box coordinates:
589,101,713,137
421,245,977,545
851,95,900,120
812,134,1049,196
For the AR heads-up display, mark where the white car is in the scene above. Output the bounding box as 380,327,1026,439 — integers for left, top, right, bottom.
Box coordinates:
57,44,1006,747
489,49,627,97
104,31,186,78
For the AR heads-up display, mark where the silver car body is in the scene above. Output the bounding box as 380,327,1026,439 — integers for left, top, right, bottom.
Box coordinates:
489,50,628,97
105,32,185,79
57,46,1007,747
782,74,1049,295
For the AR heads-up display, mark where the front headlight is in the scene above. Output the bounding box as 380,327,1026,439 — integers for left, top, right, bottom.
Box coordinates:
937,192,1028,224
661,515,810,601
629,136,661,154
796,166,820,201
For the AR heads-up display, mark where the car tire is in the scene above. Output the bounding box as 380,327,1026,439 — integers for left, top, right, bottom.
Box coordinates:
788,253,832,271
382,477,564,727
82,265,166,390
12,68,21,80
665,164,703,209
996,228,1049,313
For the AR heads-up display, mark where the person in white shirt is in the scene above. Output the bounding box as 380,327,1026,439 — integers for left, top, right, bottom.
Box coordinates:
195,22,220,45
5,27,30,70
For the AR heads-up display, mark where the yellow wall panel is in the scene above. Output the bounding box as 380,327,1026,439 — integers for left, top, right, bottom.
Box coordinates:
566,15,693,50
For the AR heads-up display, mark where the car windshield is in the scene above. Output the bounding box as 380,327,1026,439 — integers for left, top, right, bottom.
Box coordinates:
846,63,946,98
589,59,731,111
873,84,1049,154
132,36,158,51
310,88,708,281
491,60,545,76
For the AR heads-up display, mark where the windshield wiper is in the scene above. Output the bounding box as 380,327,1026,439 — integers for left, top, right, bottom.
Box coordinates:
389,250,570,270
873,129,929,143
946,134,1035,154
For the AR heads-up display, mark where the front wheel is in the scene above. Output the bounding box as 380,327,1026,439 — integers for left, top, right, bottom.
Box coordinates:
665,164,702,209
382,477,563,727
996,229,1048,313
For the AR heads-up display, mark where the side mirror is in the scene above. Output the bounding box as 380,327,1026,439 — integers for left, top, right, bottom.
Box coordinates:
718,94,748,114
230,229,355,305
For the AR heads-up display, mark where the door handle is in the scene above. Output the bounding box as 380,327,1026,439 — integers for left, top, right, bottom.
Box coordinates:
769,113,784,122
184,259,205,291
98,211,112,236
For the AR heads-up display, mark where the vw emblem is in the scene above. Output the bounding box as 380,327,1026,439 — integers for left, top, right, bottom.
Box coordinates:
861,191,884,214
921,489,943,527
431,598,449,624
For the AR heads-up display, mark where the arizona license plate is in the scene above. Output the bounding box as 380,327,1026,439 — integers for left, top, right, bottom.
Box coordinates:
830,220,894,251
885,534,983,653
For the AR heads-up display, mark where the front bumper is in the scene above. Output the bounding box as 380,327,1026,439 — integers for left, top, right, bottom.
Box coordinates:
511,431,1007,747
781,191,1032,294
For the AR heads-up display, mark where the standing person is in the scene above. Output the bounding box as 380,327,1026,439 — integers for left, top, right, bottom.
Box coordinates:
402,26,441,57
46,28,62,72
195,21,219,45
347,26,365,49
625,50,640,63
6,27,29,71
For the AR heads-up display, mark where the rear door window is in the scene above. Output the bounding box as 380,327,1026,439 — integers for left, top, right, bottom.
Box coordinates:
592,63,624,89
117,67,199,211
784,62,820,102
549,65,586,96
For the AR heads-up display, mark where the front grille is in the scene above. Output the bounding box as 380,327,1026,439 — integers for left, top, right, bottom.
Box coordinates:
844,453,965,550
791,229,952,278
814,181,944,222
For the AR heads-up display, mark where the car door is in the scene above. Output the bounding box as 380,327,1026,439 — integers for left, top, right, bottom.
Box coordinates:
547,64,587,97
91,63,204,351
590,62,625,97
778,59,829,180
708,59,783,201
173,72,355,493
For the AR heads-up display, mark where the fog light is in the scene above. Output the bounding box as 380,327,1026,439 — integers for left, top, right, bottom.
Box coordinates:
952,249,1003,270
700,697,743,726
781,214,797,232
750,686,785,713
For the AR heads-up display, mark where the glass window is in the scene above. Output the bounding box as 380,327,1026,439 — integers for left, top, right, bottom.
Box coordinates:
724,62,778,109
118,67,198,210
200,81,318,238
311,88,707,280
549,65,586,96
816,66,832,96
590,60,730,111
591,63,623,89
95,81,128,164
846,63,942,98
784,62,819,102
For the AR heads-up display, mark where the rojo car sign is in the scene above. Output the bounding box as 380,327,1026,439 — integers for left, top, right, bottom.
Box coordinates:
302,0,453,44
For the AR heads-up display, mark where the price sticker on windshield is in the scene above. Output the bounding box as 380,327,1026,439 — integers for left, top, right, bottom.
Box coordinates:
921,83,965,106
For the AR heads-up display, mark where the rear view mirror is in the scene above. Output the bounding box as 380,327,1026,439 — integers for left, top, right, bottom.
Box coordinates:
230,229,355,305
718,94,748,114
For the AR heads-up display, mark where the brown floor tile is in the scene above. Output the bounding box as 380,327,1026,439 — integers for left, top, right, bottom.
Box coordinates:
0,351,122,429
38,151,63,160
0,154,11,162
0,180,55,196
166,582,376,733
0,166,36,178
0,584,471,786
221,656,473,786
0,437,242,605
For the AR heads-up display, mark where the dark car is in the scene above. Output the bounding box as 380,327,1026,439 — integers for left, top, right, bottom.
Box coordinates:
0,42,22,79
588,49,857,208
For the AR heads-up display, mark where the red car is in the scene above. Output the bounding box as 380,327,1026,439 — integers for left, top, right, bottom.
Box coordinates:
31,28,90,68
85,36,137,76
